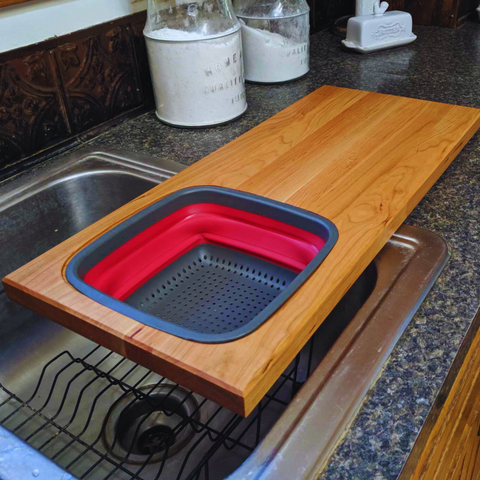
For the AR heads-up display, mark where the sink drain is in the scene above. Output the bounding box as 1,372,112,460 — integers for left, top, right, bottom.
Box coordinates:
103,384,200,464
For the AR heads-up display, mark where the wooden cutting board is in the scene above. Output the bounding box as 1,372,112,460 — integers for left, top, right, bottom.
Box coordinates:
4,86,480,416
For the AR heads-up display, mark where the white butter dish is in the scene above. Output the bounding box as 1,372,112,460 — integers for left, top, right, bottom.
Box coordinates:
342,9,416,53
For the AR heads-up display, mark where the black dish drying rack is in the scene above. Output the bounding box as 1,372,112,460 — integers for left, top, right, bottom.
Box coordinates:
0,337,319,480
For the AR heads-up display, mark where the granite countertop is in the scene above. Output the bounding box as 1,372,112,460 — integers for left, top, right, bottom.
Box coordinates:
73,21,480,479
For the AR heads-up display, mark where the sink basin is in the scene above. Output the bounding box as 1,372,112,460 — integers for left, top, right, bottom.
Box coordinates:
0,149,179,281
0,149,449,480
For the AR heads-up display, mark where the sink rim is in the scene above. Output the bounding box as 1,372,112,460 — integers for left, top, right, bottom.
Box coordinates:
0,147,186,213
229,224,449,479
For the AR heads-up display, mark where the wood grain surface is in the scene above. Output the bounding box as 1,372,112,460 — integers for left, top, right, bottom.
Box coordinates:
402,309,480,479
3,86,480,416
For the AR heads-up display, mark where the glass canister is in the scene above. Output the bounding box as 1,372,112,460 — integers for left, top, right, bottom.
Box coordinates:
233,0,310,83
144,0,247,127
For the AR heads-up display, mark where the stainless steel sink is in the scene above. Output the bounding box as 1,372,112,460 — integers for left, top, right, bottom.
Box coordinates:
0,149,449,480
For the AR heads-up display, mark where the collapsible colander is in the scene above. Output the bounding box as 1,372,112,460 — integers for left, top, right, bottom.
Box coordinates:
66,186,338,343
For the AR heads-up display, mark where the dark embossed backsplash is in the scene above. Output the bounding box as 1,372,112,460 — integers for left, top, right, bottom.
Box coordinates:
0,12,152,175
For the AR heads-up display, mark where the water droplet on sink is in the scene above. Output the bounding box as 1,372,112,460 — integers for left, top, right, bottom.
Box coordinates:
32,469,40,477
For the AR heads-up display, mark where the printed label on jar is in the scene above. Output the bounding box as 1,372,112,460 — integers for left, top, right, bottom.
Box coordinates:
146,31,246,126
231,90,246,104
202,75,245,95
240,24,310,83
281,43,309,58
202,49,244,97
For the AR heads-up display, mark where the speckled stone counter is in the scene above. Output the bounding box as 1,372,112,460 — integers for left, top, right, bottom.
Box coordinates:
75,21,480,479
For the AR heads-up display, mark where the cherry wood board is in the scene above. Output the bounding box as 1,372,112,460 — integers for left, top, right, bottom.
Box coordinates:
3,86,480,416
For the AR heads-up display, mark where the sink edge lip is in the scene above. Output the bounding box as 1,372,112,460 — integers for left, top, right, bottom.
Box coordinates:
227,224,450,480
0,147,186,213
